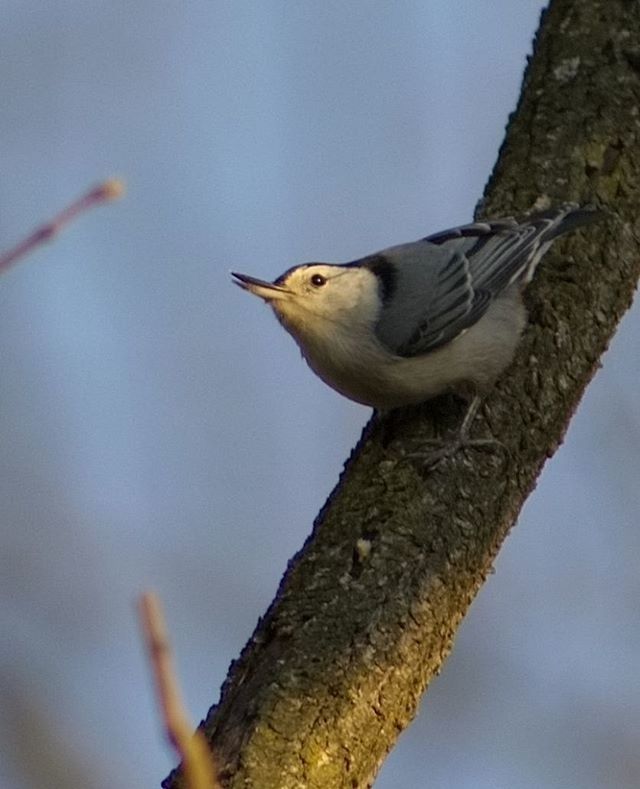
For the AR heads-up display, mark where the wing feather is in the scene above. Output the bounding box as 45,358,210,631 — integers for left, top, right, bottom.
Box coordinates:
370,204,597,357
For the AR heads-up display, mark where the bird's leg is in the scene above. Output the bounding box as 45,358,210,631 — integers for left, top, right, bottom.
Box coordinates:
457,394,482,443
404,395,506,469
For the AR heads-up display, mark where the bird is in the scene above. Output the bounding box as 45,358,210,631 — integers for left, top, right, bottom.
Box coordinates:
232,203,597,460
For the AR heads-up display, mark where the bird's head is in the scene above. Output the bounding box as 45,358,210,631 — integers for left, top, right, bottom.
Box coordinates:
232,262,382,337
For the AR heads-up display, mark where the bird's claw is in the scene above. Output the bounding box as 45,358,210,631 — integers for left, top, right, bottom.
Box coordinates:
404,435,507,469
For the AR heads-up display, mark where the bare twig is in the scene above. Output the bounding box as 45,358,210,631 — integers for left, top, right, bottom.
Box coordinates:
0,179,124,275
139,592,220,789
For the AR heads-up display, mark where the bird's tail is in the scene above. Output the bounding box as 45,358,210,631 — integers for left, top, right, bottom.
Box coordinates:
533,202,601,242
517,203,600,282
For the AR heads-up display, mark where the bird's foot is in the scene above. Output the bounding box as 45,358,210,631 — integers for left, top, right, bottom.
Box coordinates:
404,434,507,470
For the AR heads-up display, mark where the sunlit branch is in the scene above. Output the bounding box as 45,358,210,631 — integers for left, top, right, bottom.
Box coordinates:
0,179,124,275
139,591,220,789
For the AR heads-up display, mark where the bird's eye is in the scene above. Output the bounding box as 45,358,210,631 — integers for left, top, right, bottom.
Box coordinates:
310,274,326,287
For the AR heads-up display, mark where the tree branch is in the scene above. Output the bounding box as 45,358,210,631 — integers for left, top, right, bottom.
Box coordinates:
165,1,640,786
139,592,220,789
0,179,124,275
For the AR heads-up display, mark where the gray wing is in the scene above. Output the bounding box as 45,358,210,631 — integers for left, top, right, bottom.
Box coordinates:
370,204,596,357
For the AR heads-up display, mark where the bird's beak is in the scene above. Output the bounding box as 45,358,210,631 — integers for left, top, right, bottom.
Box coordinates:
231,272,291,302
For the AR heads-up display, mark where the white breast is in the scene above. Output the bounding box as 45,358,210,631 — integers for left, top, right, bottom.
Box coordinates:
295,287,526,409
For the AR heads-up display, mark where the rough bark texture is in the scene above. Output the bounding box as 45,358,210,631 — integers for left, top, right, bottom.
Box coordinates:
165,1,640,786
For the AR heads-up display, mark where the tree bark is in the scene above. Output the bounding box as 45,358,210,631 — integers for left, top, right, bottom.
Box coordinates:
165,1,640,786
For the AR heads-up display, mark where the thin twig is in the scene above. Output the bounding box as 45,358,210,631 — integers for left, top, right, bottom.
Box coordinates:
138,592,220,789
0,179,124,275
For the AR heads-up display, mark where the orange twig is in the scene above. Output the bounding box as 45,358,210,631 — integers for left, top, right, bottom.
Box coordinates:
138,592,220,789
0,179,124,275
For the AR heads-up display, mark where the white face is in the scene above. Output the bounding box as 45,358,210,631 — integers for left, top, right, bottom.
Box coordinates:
232,264,381,335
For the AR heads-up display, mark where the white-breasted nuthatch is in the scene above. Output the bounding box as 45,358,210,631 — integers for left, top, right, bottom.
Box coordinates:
232,204,597,444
